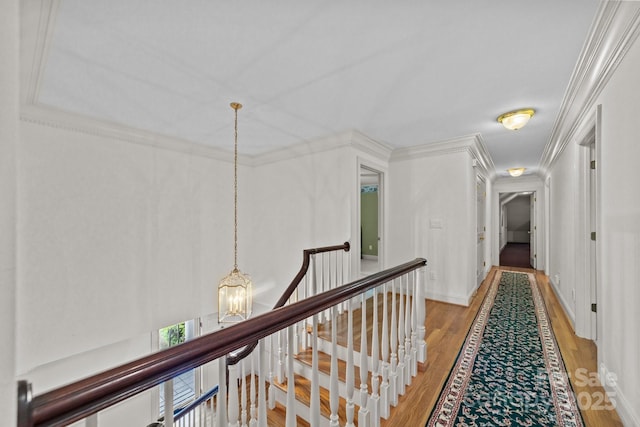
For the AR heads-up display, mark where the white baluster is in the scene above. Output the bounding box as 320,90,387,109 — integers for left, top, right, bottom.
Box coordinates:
286,326,297,427
329,306,340,427
416,267,427,363
397,278,406,397
318,254,325,323
310,312,320,427
241,361,248,427
218,359,227,427
370,289,380,427
389,280,398,406
410,272,418,377
228,364,240,427
345,298,356,427
212,394,219,427
294,286,300,356
277,329,285,384
404,275,412,386
359,294,370,427
338,250,345,314
268,335,275,410
164,378,174,427
86,414,97,427
258,339,268,427
250,351,257,427
299,274,309,352
380,283,390,419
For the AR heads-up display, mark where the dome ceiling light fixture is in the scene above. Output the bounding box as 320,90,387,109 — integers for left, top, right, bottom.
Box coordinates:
497,108,535,130
507,167,526,177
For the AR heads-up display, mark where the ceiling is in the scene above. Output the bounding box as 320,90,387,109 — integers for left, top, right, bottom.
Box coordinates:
36,0,599,177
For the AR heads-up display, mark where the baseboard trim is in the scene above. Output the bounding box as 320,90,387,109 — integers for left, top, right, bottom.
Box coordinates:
600,362,640,426
425,290,470,307
548,276,576,329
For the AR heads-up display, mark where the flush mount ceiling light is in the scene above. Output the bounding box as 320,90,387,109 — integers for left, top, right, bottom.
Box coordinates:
507,168,526,177
497,108,535,130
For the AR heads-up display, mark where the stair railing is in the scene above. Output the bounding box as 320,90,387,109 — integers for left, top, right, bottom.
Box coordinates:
17,254,426,427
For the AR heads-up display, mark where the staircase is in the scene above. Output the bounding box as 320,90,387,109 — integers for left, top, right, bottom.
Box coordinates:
17,243,427,427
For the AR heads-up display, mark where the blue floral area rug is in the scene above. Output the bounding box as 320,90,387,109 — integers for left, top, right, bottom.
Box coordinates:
427,270,584,427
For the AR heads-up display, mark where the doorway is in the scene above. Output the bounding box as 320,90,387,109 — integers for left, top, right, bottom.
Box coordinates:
499,192,534,269
360,165,382,275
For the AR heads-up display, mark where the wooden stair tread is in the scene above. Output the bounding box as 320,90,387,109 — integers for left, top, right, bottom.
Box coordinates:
273,374,360,425
295,349,376,392
268,402,311,427
315,292,415,355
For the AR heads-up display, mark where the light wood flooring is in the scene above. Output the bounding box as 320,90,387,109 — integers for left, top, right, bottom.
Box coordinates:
380,266,622,427
263,266,622,426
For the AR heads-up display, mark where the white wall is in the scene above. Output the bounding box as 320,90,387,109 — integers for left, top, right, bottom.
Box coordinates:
15,119,243,425
388,150,476,305
0,0,18,423
592,30,640,425
505,196,530,243
548,145,578,324
500,204,508,250
249,143,354,307
547,24,640,425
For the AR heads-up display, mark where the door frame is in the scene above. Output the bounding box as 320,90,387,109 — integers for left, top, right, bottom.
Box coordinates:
574,105,601,341
355,157,387,277
492,178,545,270
476,174,487,286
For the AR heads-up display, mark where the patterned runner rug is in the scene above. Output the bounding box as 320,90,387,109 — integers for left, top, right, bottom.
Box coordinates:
427,270,584,427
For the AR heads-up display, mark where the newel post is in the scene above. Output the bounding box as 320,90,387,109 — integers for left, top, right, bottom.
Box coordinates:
17,381,33,427
416,265,427,363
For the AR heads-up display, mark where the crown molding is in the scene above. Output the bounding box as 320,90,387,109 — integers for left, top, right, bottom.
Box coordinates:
21,0,60,106
247,131,351,166
539,1,640,176
349,130,394,162
468,133,496,181
20,101,393,168
20,104,239,163
390,133,496,178
390,134,478,161
248,129,392,167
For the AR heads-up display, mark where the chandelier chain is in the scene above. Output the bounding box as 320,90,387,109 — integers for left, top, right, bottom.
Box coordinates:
233,104,239,271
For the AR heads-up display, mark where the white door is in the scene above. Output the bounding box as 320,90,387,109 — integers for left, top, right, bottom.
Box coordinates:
476,176,486,286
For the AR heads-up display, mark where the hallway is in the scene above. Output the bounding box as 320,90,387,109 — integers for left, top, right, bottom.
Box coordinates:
401,267,622,427
499,242,532,269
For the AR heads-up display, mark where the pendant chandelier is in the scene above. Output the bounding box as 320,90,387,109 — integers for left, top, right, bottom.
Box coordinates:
218,102,253,323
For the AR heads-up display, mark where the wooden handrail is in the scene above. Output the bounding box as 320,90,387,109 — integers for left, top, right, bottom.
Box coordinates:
227,241,350,365
18,256,425,427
